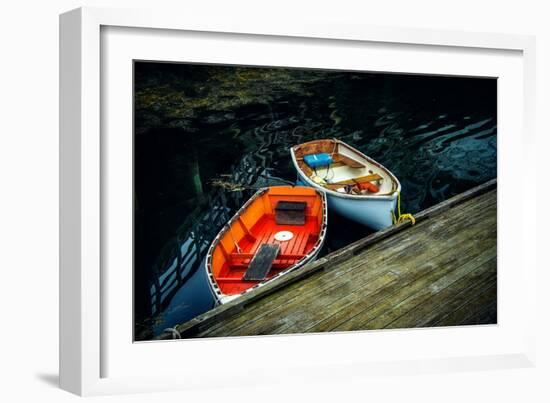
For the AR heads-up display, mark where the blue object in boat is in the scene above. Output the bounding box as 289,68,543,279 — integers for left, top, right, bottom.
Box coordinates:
303,153,333,169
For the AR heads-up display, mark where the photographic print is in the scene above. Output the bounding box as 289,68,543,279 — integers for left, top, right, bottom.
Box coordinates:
133,62,497,341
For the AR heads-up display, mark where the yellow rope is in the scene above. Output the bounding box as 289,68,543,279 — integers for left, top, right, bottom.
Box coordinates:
392,191,416,225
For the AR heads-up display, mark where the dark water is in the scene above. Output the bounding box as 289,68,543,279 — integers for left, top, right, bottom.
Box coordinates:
134,62,497,340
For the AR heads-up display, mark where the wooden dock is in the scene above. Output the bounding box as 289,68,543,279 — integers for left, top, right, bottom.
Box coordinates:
159,179,497,339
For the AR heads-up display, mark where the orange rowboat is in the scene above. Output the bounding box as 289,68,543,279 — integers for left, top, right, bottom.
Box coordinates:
206,186,327,304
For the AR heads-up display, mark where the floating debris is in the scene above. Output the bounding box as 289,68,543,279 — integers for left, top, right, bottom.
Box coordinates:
210,179,249,192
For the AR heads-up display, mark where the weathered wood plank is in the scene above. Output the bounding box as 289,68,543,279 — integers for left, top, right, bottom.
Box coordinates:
386,257,497,329
464,300,497,325
378,255,497,330
197,193,495,337
156,180,497,340
200,215,489,335
199,189,497,336
434,282,497,327
242,244,281,281
292,213,496,334
227,207,496,336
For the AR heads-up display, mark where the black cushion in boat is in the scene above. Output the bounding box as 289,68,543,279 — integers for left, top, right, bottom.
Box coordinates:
275,201,307,225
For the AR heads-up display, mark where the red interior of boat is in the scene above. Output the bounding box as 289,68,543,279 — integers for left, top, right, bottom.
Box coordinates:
210,186,324,295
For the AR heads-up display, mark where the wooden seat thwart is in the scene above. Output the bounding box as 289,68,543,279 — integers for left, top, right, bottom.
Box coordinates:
332,153,366,169
324,173,383,190
242,244,281,281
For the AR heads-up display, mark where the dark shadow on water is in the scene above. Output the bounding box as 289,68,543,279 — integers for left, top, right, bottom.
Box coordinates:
35,373,59,388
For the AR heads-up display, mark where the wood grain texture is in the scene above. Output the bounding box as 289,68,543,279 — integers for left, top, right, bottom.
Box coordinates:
242,244,281,281
156,179,497,340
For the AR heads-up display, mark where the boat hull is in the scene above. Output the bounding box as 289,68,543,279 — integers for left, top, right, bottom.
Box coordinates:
296,171,396,230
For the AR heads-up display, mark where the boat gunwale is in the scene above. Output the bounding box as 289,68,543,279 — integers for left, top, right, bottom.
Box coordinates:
205,186,328,304
290,139,402,201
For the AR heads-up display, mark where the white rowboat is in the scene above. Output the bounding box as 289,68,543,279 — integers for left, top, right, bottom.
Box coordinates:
290,139,401,230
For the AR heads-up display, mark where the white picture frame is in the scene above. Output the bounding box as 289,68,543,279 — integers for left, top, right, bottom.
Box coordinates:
59,6,537,396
